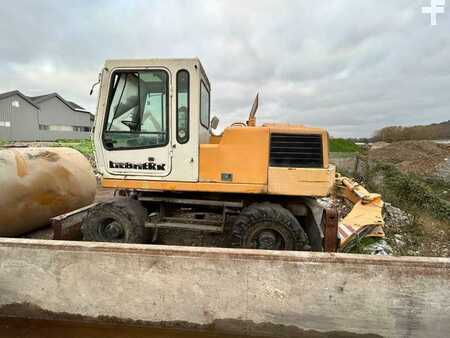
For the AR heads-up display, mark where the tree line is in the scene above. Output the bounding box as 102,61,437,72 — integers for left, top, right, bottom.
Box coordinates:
372,120,450,142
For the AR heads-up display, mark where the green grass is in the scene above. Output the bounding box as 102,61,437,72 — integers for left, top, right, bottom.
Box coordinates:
368,163,450,222
329,138,361,153
56,139,94,157
423,177,450,202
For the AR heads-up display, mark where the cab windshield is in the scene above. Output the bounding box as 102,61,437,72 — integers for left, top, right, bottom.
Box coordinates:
103,70,169,150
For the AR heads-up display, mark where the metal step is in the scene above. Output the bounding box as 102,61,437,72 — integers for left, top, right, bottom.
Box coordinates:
145,221,223,232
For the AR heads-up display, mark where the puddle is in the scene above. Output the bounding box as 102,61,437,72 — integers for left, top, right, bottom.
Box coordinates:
0,317,276,338
0,317,380,338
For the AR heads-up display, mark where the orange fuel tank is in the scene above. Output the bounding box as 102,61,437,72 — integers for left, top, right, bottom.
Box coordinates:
0,147,96,236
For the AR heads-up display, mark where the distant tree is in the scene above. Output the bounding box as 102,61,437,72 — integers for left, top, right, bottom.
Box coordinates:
373,121,450,142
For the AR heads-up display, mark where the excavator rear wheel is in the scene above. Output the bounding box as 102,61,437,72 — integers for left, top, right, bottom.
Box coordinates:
81,198,147,243
231,203,309,251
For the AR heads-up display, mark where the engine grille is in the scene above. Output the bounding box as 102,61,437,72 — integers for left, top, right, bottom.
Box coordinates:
270,133,323,168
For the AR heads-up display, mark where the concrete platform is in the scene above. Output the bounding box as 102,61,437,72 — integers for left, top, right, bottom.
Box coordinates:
0,238,449,337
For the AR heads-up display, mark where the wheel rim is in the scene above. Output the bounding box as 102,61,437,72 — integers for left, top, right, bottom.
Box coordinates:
99,219,125,241
251,229,285,250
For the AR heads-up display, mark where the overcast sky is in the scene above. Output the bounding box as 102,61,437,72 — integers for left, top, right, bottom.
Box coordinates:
1,0,449,137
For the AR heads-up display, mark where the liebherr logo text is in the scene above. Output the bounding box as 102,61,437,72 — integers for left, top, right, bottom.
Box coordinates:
109,161,166,171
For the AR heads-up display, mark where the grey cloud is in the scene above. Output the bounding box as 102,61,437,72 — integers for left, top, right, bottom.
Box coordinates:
1,0,449,137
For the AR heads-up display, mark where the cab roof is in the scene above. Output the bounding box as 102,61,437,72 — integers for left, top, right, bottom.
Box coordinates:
104,58,210,88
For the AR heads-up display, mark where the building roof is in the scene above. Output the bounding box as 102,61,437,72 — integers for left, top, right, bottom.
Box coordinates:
0,90,93,117
27,92,91,113
0,90,41,109
66,100,84,110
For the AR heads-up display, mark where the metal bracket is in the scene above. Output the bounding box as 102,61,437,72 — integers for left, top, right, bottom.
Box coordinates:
323,208,339,252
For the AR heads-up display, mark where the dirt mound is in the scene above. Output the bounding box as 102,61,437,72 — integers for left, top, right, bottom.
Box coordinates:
370,141,390,150
369,140,449,177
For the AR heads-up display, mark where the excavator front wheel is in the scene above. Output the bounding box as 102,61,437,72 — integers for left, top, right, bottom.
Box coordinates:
231,203,309,251
81,198,147,243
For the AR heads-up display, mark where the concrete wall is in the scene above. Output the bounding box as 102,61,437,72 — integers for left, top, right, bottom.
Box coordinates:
0,238,448,337
329,152,357,175
0,95,39,141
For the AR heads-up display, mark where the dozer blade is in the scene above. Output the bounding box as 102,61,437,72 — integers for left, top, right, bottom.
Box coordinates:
334,174,385,252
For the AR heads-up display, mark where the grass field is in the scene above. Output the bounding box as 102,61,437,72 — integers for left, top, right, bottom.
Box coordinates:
329,138,361,153
56,139,94,157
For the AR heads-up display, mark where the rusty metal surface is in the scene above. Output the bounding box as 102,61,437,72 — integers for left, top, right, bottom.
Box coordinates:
323,208,339,252
51,203,97,240
0,147,96,236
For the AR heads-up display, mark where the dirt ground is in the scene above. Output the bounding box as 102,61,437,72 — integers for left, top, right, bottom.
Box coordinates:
369,140,450,179
367,141,449,257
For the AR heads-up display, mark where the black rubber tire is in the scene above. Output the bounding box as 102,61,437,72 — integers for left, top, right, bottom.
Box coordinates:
231,203,309,251
81,198,147,243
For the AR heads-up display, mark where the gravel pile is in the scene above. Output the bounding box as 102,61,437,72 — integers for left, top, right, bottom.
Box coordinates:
317,197,352,217
383,202,413,228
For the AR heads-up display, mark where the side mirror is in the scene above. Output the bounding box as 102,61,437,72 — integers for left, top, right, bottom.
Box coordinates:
89,72,102,96
210,116,219,130
121,120,139,131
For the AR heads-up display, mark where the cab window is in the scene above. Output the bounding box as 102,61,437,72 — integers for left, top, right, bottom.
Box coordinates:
176,70,189,144
103,70,168,150
200,80,210,128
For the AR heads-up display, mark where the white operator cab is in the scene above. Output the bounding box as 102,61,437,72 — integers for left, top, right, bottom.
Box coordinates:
93,58,211,182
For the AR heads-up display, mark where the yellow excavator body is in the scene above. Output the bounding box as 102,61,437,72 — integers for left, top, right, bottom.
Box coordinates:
71,58,386,252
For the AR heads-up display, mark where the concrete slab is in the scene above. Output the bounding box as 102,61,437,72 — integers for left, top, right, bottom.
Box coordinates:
0,238,448,337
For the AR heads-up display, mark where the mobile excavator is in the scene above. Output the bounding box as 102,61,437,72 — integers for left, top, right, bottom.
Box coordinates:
63,58,384,252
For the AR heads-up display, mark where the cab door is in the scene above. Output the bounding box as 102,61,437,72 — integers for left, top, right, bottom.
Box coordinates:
168,68,198,182
101,69,172,177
